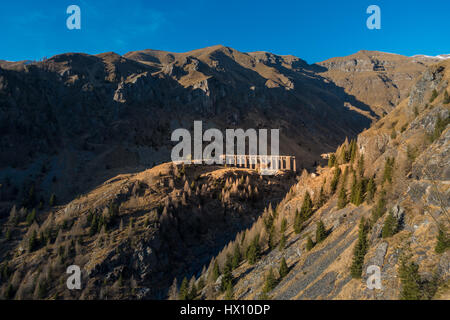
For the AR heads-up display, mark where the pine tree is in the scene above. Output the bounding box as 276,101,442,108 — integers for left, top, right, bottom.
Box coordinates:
300,192,313,219
1,263,10,285
330,166,341,194
280,218,287,234
279,258,289,279
263,210,275,232
444,90,450,104
350,218,369,278
221,256,233,292
342,166,349,186
168,278,178,300
390,128,397,140
49,193,56,207
382,157,395,184
328,154,336,168
382,211,398,238
351,178,365,206
435,227,450,254
8,206,19,226
306,236,315,251
26,208,36,225
429,89,438,103
263,268,277,293
315,220,327,243
317,184,327,208
349,171,357,204
213,261,220,281
279,233,286,251
294,209,302,234
268,225,276,250
339,144,348,164
197,276,205,292
108,202,119,220
188,280,197,300
340,140,353,164
430,114,450,142
129,217,134,229
366,176,376,203
349,139,357,164
357,154,365,178
337,184,347,209
179,277,189,300
246,234,261,264
294,192,313,233
399,258,422,300
29,230,38,252
258,292,270,300
224,281,234,300
231,244,241,269
371,190,386,224
89,214,98,236
5,229,11,241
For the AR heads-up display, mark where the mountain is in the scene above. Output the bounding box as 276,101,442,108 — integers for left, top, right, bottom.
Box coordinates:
0,161,299,299
0,47,449,300
317,50,439,117
412,54,450,62
1,47,436,209
0,46,378,207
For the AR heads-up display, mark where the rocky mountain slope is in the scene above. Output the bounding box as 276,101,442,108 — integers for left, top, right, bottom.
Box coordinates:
0,47,432,211
0,45,376,208
0,47,449,300
0,162,297,299
318,50,440,117
193,60,450,300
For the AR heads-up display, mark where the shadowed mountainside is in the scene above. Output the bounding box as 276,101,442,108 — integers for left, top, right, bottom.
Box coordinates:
0,46,379,207
196,59,450,300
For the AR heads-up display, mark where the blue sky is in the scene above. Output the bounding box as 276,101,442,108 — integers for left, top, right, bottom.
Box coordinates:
1,0,449,63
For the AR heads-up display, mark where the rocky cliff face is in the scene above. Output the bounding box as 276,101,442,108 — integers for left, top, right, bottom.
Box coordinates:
318,50,439,117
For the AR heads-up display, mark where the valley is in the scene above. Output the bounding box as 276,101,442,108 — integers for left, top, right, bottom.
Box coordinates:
0,46,449,300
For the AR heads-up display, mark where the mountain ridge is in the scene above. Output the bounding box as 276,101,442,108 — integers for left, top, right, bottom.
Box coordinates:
0,46,379,205
0,46,449,300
